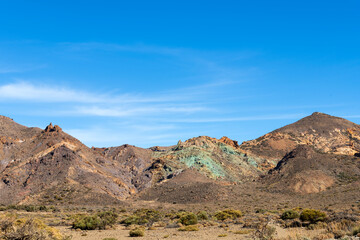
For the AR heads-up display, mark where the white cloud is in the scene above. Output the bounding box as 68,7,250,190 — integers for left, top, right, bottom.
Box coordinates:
0,64,46,74
74,105,208,117
0,82,102,103
164,113,306,123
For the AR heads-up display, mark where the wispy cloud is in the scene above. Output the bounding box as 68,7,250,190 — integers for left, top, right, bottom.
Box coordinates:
73,105,208,117
0,81,215,118
0,82,104,103
162,113,306,123
0,81,227,105
0,64,46,74
342,115,360,119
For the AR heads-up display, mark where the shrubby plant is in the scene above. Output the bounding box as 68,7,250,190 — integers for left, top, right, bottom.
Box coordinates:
281,209,300,220
300,209,327,223
72,211,118,230
178,212,198,226
0,214,68,240
214,209,242,221
121,209,162,227
129,227,144,237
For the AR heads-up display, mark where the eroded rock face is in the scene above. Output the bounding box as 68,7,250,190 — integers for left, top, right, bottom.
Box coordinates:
291,170,335,194
241,112,360,160
151,136,271,182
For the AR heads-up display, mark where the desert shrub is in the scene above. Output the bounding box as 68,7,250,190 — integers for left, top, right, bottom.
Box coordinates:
1,204,48,212
129,227,144,237
300,209,327,223
326,220,355,238
179,212,198,226
353,225,360,236
281,210,299,220
197,211,209,220
218,234,227,237
121,209,161,227
103,238,117,240
253,225,276,240
72,215,101,230
0,214,66,240
72,211,118,230
215,209,243,221
178,225,199,231
97,211,118,228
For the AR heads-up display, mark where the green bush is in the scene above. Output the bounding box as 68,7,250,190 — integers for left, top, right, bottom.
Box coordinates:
129,227,144,237
353,225,360,236
121,209,161,226
72,211,118,230
72,215,101,230
281,210,300,220
300,209,327,223
215,209,243,221
179,212,198,226
197,211,209,220
97,211,118,228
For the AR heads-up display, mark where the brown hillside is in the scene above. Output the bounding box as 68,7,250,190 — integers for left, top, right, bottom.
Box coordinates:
264,145,360,193
240,112,360,160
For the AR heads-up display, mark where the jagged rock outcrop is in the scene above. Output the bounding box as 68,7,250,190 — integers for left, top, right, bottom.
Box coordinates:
43,123,62,133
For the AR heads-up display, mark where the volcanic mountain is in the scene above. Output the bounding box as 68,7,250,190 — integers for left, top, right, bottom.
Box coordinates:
0,112,360,205
0,117,155,205
240,112,360,160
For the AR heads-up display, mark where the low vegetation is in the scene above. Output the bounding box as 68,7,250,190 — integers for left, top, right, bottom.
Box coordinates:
121,209,162,227
178,212,198,226
214,209,242,221
0,214,68,240
72,211,118,230
196,210,209,220
1,205,359,239
300,209,327,223
280,209,299,220
129,227,145,237
353,225,360,236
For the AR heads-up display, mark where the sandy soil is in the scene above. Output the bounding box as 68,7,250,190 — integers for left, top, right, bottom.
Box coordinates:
57,224,324,240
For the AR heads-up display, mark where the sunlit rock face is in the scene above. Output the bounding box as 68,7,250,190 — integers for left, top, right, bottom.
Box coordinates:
240,112,360,160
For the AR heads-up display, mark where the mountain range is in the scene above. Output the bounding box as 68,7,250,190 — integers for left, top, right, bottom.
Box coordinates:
0,112,359,207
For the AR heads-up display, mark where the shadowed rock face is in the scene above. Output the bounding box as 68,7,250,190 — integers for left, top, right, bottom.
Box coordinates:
265,145,360,194
240,112,360,160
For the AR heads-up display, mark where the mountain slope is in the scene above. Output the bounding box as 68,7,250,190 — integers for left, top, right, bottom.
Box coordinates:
263,145,360,193
1,113,360,205
0,121,153,205
240,112,360,160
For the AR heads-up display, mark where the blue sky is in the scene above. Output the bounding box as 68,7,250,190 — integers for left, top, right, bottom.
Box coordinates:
0,0,359,147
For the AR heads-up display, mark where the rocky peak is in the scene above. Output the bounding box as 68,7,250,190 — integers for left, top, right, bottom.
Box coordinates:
0,115,14,122
44,123,62,133
219,136,239,148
